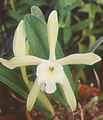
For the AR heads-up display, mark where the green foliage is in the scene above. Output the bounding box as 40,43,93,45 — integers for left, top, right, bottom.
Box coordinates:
0,64,28,98
24,15,49,58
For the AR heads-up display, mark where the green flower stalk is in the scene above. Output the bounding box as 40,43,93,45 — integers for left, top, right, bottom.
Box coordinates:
0,10,101,112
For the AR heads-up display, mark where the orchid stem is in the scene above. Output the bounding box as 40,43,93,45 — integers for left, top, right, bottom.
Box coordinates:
21,66,31,90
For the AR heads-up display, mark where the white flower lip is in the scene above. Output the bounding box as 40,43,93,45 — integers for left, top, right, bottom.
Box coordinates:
36,61,65,93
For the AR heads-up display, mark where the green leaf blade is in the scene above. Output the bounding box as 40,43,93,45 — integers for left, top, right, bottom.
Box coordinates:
31,6,45,21
24,15,49,59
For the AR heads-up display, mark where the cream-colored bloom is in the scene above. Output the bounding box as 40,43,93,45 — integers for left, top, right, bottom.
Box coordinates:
0,10,101,112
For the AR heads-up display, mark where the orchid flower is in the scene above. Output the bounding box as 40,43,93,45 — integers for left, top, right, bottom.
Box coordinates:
0,10,101,112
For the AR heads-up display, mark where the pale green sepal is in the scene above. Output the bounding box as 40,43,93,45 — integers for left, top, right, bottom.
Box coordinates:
61,75,76,111
27,79,42,111
56,53,101,65
47,10,58,61
13,20,26,57
1,56,46,69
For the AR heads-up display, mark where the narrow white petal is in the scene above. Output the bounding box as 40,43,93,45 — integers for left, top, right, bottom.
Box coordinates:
2,55,46,69
61,75,76,111
47,10,58,61
13,20,26,57
27,79,42,111
56,53,101,65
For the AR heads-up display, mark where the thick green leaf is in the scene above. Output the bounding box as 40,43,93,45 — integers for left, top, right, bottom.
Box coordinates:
31,6,45,21
0,64,28,98
24,15,49,59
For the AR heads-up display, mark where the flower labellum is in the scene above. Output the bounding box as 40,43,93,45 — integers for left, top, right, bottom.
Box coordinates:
37,61,64,93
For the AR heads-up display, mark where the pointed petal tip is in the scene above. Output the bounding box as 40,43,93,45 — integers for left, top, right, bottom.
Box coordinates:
0,58,14,69
56,52,101,66
20,19,24,24
66,89,76,111
18,20,24,27
89,53,101,65
27,102,32,112
70,98,77,111
61,75,77,111
49,10,57,17
26,98,35,112
17,20,24,29
26,79,42,112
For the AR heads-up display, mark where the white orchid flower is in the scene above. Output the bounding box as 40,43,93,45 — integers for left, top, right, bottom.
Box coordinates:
0,11,101,112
